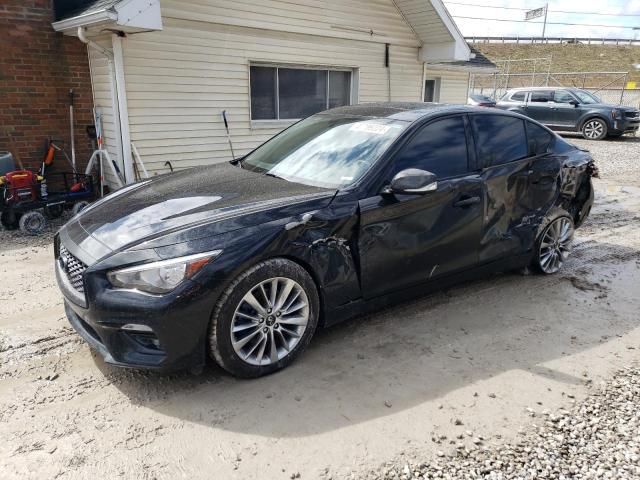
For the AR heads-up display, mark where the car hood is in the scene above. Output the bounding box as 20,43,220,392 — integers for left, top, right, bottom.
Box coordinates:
62,162,335,262
585,103,638,112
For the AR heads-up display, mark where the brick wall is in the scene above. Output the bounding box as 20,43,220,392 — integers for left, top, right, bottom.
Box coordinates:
0,0,94,173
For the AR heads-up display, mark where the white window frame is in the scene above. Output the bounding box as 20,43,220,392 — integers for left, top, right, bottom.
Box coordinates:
249,62,358,128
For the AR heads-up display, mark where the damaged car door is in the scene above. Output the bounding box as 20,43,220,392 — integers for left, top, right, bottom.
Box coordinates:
470,113,560,263
358,115,484,298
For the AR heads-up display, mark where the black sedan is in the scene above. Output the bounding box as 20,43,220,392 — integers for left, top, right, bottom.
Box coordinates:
55,103,596,378
468,94,496,107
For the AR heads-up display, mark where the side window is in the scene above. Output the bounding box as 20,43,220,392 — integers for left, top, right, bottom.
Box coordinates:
392,116,468,178
511,91,526,102
471,115,528,167
530,91,553,103
553,90,576,104
527,121,554,155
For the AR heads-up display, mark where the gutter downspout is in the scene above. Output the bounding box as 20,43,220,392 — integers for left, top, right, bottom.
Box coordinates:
111,34,134,184
77,27,133,186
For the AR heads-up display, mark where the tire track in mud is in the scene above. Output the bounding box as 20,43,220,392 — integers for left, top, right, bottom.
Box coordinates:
0,325,83,379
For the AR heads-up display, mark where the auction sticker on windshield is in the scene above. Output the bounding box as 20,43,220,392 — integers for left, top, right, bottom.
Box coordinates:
349,122,392,135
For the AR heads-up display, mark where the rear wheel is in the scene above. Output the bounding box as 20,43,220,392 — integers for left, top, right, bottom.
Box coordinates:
582,118,607,140
208,259,319,378
533,215,574,274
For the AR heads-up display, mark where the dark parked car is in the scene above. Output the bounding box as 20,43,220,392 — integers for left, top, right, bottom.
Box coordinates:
468,93,496,107
497,87,640,140
55,103,596,378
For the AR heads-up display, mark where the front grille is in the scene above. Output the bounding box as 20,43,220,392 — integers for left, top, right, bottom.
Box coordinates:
59,244,87,293
625,111,640,119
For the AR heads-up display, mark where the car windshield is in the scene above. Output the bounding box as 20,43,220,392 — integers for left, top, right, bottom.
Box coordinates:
241,115,408,188
573,90,601,104
471,94,493,102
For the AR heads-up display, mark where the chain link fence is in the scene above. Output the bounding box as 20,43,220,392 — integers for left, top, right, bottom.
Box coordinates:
470,57,638,107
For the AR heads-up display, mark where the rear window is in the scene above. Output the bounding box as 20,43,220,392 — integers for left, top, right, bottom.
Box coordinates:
527,121,554,155
530,91,553,103
471,115,528,167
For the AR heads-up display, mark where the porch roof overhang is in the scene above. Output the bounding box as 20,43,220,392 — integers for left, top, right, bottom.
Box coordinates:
396,0,471,63
52,0,162,34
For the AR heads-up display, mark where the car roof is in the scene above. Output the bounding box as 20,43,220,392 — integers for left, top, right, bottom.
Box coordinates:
318,102,513,123
507,87,582,92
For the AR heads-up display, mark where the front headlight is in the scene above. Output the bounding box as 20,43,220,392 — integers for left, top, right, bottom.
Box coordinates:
611,109,623,119
107,250,222,294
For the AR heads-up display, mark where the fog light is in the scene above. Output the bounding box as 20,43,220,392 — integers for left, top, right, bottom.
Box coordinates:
121,324,153,333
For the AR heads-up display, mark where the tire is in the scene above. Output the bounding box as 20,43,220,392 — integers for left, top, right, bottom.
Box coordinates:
44,204,64,219
71,201,90,216
19,210,47,235
532,214,575,275
581,118,607,140
209,258,319,378
0,211,21,230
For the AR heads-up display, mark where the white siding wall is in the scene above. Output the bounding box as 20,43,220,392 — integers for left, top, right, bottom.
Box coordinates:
160,0,421,47
87,38,123,187
122,13,424,175
424,67,470,103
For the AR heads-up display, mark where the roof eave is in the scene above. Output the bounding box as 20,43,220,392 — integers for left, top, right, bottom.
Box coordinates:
52,0,163,34
427,0,471,60
52,9,117,32
427,62,498,73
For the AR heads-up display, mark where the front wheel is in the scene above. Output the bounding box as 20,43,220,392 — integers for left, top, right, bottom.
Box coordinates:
533,216,575,274
19,210,47,235
582,118,607,140
208,259,319,378
1,211,21,230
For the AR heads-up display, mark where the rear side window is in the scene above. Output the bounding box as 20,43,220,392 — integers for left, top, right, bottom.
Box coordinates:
392,116,468,178
511,92,526,102
553,90,575,104
527,121,554,155
471,115,528,167
530,91,553,103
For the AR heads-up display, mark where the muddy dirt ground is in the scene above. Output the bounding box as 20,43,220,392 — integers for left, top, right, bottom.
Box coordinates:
1,136,639,480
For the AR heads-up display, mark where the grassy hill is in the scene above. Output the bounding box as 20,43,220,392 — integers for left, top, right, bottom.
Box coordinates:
470,43,640,87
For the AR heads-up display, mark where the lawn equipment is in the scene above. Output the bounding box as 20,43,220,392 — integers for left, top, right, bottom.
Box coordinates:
1,171,95,235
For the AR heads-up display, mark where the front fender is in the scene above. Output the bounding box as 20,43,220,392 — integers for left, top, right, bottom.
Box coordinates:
578,112,612,130
154,198,362,328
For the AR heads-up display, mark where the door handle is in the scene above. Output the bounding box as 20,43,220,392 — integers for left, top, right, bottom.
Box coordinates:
453,196,480,208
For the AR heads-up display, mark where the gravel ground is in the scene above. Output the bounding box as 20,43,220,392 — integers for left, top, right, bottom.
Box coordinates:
369,365,640,480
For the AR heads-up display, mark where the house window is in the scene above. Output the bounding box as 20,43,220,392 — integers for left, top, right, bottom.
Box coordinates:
424,78,441,102
250,65,352,120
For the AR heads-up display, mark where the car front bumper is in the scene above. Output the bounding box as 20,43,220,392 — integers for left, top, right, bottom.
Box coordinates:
612,117,640,134
57,255,217,372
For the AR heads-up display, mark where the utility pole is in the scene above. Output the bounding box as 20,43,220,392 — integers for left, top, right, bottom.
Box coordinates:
542,3,548,40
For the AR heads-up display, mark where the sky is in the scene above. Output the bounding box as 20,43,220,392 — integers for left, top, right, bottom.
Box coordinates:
443,0,640,39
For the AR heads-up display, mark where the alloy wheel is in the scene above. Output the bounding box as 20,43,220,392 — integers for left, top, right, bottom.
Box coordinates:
538,217,574,274
583,120,605,139
231,277,309,366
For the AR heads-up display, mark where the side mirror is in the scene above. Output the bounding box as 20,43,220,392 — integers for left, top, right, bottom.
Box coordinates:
570,100,579,107
384,169,438,195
